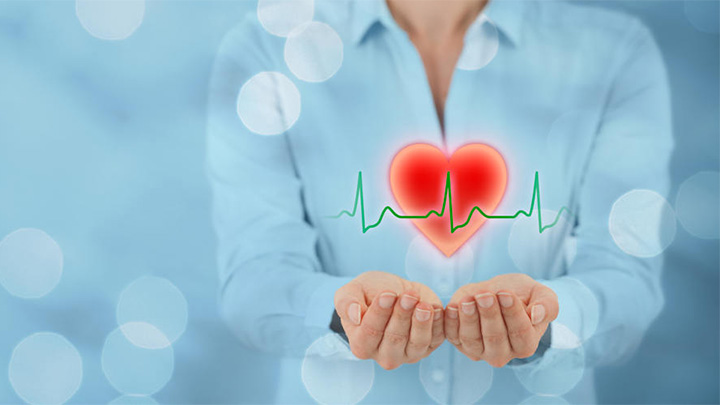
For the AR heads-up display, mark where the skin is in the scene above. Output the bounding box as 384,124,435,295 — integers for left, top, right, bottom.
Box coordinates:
445,274,559,367
334,271,445,370
333,1,560,370
386,0,488,130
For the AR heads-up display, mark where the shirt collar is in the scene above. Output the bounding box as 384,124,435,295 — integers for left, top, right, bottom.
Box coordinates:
350,0,385,44
351,0,526,46
483,0,525,46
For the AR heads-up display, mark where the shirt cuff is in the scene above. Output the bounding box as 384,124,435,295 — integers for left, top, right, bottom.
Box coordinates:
304,275,354,330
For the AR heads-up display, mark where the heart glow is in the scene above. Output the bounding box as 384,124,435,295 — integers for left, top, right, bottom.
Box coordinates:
390,143,508,256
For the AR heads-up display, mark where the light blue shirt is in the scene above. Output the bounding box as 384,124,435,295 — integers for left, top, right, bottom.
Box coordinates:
207,0,672,403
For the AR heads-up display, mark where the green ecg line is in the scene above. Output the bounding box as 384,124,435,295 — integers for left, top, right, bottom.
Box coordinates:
328,171,572,234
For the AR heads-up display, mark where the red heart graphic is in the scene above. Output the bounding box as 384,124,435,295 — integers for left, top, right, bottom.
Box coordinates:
390,143,508,257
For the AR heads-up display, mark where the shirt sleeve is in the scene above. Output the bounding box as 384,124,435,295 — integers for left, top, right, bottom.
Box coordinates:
542,19,673,366
206,17,353,356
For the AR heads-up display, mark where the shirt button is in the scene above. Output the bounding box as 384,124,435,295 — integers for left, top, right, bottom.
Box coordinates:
431,369,445,384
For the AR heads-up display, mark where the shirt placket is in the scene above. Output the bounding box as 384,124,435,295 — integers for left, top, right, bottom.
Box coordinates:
376,8,459,404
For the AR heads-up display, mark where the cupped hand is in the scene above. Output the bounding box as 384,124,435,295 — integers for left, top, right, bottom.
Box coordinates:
334,271,444,369
444,273,558,367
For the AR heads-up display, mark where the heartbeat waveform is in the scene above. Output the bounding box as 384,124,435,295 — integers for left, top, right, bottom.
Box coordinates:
328,171,572,234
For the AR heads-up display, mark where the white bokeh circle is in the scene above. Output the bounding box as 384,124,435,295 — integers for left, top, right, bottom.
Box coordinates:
513,325,585,396
0,228,63,299
301,333,374,405
684,1,720,34
109,395,159,405
419,348,451,405
448,349,494,404
519,395,570,405
237,71,301,136
405,235,474,298
420,343,493,405
285,22,344,83
117,276,188,349
118,322,172,351
257,0,314,37
540,278,599,349
457,14,499,70
550,323,583,350
609,189,676,258
675,171,719,239
9,332,83,405
102,323,174,395
508,209,575,275
76,0,145,40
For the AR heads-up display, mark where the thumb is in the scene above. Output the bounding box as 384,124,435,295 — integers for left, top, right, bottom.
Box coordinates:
334,281,367,326
527,284,559,326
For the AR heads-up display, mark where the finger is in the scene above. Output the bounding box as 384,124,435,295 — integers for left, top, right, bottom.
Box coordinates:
476,292,511,367
350,291,397,360
405,302,434,362
528,284,559,331
334,282,366,333
377,292,418,369
497,291,536,358
444,305,460,346
458,296,483,359
428,306,445,352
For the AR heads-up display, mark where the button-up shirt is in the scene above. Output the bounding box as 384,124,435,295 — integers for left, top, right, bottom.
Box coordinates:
207,0,672,403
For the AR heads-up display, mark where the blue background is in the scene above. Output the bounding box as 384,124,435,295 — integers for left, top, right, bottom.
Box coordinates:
0,1,717,403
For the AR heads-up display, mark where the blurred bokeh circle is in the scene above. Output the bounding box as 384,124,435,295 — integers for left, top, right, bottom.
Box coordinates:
285,21,344,83
0,228,63,299
609,189,676,257
301,333,374,404
76,0,145,40
684,1,720,34
519,395,570,405
540,278,599,349
257,0,314,37
457,14,499,70
108,394,159,405
237,71,301,136
9,332,83,405
420,343,494,405
405,235,474,298
675,171,719,239
513,324,585,396
116,276,188,349
508,209,576,275
101,323,174,395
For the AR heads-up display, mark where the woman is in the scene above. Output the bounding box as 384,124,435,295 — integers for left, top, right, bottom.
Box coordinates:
207,0,672,403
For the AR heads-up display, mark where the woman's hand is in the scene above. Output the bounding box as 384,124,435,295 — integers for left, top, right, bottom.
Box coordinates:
444,274,558,367
334,271,444,370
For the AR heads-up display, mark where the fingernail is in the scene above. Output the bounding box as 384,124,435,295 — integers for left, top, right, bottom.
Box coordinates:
447,307,458,319
415,308,431,322
531,304,546,325
497,292,513,308
433,308,443,321
461,301,476,315
378,292,397,309
348,303,361,325
475,293,494,309
400,294,419,310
